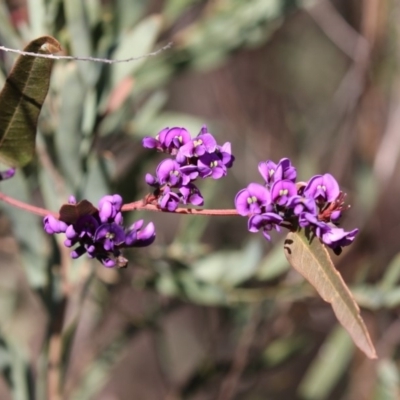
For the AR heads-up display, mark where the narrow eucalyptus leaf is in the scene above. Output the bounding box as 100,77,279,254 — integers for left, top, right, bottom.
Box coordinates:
0,36,61,167
284,230,377,359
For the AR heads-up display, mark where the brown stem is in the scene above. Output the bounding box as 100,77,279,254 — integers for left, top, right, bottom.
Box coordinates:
122,199,239,216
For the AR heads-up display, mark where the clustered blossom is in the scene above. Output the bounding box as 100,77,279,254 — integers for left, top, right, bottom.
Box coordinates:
143,126,234,211
43,194,155,268
235,158,358,254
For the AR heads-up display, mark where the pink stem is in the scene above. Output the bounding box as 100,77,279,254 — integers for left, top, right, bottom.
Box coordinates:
0,191,57,217
0,192,239,218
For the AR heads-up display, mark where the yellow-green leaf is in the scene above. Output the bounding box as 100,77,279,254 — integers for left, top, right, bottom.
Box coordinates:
0,36,61,167
284,230,377,359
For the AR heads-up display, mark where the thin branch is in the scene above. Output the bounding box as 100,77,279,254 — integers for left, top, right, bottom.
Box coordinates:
122,200,239,216
0,190,57,217
0,42,173,64
0,191,239,218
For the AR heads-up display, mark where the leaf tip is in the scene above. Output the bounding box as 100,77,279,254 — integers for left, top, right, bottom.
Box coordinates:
27,36,62,55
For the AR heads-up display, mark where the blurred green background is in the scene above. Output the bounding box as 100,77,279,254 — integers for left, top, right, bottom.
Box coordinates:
0,0,400,399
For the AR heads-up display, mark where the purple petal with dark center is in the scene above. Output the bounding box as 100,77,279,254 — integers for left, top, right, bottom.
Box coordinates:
75,215,99,237
156,159,182,186
235,183,271,216
304,174,340,203
165,127,191,149
271,180,297,206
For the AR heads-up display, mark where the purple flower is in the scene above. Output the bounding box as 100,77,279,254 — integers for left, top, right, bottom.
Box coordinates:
142,136,161,150
178,133,217,158
98,194,123,223
43,194,156,268
271,180,297,206
235,183,271,216
75,215,99,237
258,160,277,185
125,220,156,247
145,173,158,187
198,125,209,135
158,187,180,211
287,195,316,216
0,167,16,181
248,213,283,241
143,127,191,154
179,184,204,206
197,153,226,179
143,125,235,210
164,127,191,151
234,158,358,251
95,223,126,251
304,174,340,203
156,159,182,187
68,195,77,204
180,164,199,185
44,215,68,234
258,158,296,186
218,142,235,168
287,195,318,227
274,158,297,182
142,127,170,152
317,225,359,252
71,245,87,259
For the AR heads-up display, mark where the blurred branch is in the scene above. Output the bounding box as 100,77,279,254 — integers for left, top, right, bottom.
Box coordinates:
217,305,261,400
306,0,369,60
373,3,400,187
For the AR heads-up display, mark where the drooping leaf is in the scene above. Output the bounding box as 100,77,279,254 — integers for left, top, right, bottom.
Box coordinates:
284,229,377,359
0,36,61,167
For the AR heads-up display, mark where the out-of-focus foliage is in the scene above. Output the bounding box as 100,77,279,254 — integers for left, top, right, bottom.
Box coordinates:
0,0,400,399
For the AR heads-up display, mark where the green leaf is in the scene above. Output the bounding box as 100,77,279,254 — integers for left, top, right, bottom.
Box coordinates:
298,326,354,400
374,359,400,400
256,239,290,281
284,230,377,359
0,36,61,167
111,14,163,88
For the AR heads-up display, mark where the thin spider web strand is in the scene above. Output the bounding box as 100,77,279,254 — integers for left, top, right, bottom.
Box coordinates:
0,42,173,64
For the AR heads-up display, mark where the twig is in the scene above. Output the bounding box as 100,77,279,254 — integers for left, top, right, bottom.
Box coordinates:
122,200,239,216
0,190,57,217
0,42,173,64
0,191,239,218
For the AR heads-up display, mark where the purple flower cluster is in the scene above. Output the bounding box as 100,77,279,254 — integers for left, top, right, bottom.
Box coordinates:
235,158,358,254
143,126,234,211
43,194,155,268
